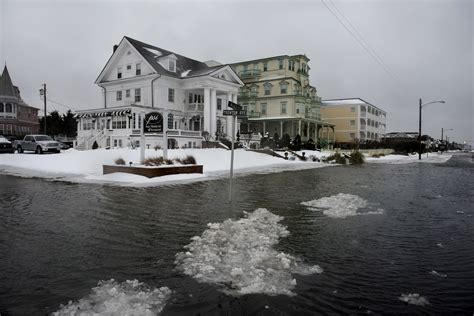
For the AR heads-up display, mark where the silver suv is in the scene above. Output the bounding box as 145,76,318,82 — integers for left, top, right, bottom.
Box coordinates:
16,135,61,154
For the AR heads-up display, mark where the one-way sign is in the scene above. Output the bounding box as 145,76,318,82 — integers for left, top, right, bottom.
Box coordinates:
227,101,242,111
223,109,247,116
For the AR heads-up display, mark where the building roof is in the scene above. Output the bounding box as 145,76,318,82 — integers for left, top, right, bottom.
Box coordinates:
230,54,310,66
124,36,225,79
384,132,418,138
321,98,386,113
0,66,19,98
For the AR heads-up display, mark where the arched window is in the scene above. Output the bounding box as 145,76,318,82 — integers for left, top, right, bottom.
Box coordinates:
5,104,12,113
0,103,4,112
168,113,173,129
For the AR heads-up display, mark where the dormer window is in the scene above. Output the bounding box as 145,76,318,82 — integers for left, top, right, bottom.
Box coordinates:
117,67,122,79
169,60,175,72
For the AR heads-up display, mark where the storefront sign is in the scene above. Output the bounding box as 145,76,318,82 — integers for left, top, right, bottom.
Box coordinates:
144,112,163,133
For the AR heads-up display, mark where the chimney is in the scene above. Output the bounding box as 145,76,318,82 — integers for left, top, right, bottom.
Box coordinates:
113,44,118,53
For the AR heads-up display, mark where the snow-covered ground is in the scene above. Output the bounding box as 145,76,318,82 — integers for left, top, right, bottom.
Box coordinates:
0,148,452,186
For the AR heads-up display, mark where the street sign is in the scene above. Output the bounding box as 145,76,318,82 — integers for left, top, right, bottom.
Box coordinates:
227,101,242,111
223,110,247,116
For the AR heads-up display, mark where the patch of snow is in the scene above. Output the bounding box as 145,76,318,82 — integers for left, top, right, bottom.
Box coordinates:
175,208,322,296
366,153,452,164
181,69,191,77
301,193,384,218
144,47,162,57
399,293,430,306
52,279,172,316
429,270,447,278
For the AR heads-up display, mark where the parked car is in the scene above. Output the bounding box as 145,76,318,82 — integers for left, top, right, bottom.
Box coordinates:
16,135,61,154
57,141,70,150
0,135,15,153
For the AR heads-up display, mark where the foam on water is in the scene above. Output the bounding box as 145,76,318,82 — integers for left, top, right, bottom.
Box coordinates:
430,270,447,278
301,193,384,218
399,293,430,306
174,208,322,296
53,279,172,316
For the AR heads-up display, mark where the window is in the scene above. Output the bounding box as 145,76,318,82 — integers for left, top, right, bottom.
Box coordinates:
350,120,355,126
261,103,267,115
280,82,288,94
263,62,268,71
126,89,130,98
135,88,141,102
117,67,122,79
126,64,132,70
5,104,12,112
350,132,356,139
350,107,356,112
168,113,173,129
264,83,272,95
288,60,295,71
279,59,284,69
188,93,193,103
136,63,141,76
169,59,175,72
281,102,287,114
168,88,175,102
116,91,122,101
112,116,127,129
0,103,3,112
253,63,259,70
217,99,222,110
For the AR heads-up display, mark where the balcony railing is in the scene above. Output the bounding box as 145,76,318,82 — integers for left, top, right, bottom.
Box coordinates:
187,103,204,112
238,91,258,100
248,111,261,118
305,113,321,120
239,69,262,79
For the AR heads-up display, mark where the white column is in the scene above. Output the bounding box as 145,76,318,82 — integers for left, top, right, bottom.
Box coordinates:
298,120,302,136
226,93,233,136
280,121,283,137
204,88,211,135
210,89,217,139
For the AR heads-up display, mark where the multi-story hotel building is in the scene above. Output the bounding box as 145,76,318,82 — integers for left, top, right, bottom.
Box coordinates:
231,55,334,144
320,98,387,142
74,36,244,150
0,66,40,137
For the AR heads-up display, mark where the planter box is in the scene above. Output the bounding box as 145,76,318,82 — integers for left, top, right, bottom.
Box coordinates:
103,164,203,178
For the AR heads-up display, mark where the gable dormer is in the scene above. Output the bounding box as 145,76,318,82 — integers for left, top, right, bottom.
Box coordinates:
209,66,244,85
157,54,178,73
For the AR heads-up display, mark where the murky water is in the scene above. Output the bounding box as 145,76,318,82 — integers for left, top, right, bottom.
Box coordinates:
1,153,473,315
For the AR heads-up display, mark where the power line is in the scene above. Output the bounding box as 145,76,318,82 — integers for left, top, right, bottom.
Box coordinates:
321,0,408,95
46,98,78,111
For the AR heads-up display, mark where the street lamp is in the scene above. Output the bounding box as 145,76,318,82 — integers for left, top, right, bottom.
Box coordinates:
419,98,445,160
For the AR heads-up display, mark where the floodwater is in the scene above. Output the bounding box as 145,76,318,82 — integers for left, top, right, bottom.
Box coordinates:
0,153,473,315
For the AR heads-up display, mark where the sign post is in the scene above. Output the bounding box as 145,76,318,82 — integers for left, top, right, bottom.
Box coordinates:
225,101,246,201
143,111,164,162
163,110,168,160
140,111,146,163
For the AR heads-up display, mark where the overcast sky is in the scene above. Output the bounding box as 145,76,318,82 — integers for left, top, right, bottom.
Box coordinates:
1,0,472,143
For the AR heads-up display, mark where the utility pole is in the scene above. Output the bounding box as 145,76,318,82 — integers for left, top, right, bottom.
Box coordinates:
40,84,47,134
441,127,444,145
418,98,422,160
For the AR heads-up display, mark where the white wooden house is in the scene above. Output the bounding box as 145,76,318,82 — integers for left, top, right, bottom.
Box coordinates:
75,36,243,149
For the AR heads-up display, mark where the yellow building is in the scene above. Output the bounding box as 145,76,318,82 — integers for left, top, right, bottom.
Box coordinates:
320,98,387,142
231,55,334,145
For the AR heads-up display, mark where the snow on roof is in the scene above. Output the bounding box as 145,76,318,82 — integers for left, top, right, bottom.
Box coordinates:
322,99,366,105
181,70,191,78
143,47,162,57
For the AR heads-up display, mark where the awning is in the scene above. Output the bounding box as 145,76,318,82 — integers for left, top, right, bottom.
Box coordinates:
76,109,131,118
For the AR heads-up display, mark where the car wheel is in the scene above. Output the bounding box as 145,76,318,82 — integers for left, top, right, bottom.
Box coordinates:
17,145,23,153
35,146,43,154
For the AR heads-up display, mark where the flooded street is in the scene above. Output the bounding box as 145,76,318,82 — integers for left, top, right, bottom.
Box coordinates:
1,153,473,315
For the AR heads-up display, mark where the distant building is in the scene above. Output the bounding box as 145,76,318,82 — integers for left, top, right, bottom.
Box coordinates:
230,55,335,144
320,98,387,142
75,36,243,150
0,66,40,136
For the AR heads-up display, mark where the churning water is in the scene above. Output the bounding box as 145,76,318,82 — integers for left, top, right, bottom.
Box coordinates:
0,153,473,315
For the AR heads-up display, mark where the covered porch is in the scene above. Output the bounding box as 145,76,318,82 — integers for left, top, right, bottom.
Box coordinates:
242,116,335,146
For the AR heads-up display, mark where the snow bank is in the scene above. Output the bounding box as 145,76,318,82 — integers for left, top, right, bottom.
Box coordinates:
175,208,322,296
366,153,452,164
301,193,384,218
399,293,430,306
0,148,326,185
53,279,172,316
